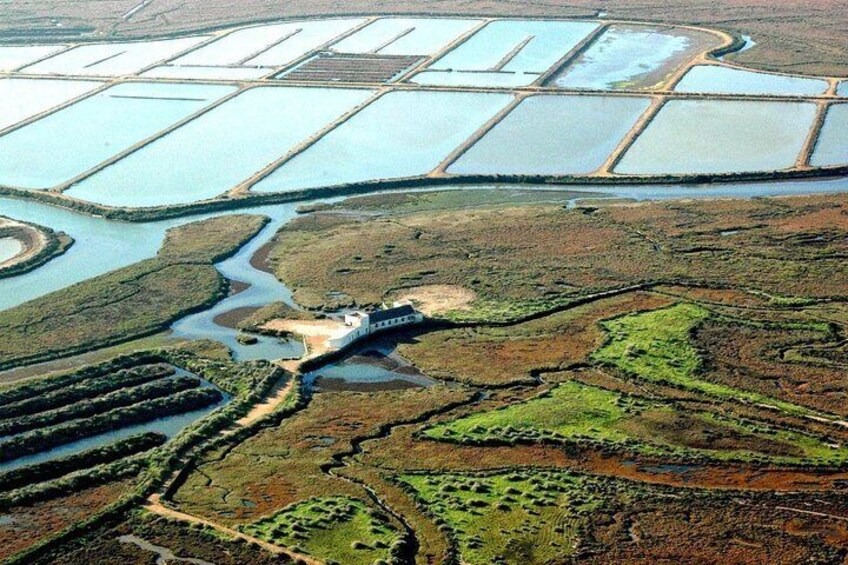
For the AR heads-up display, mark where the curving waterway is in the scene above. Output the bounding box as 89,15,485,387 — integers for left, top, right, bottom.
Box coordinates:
1,177,848,361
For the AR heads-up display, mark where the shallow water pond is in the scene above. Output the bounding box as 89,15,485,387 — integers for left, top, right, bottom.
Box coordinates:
552,25,715,90
0,237,23,264
251,90,513,192
140,65,270,81
172,20,362,68
0,372,229,473
810,104,848,167
412,19,598,87
68,86,374,207
305,346,437,390
331,17,480,56
0,45,66,72
616,99,817,175
0,81,235,189
674,65,829,96
449,94,651,175
21,37,207,77
0,77,101,132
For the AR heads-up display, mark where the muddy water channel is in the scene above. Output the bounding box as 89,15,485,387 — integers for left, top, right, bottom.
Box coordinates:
2,178,848,366
305,342,438,391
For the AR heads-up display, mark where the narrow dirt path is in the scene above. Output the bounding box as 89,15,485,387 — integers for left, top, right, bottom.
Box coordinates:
144,494,321,565
234,375,295,427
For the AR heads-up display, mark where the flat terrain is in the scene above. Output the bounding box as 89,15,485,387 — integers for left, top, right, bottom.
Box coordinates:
4,189,848,564
2,1,846,75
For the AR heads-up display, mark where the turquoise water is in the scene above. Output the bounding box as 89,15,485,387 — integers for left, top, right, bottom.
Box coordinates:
68,87,374,207
172,20,361,67
21,37,207,77
246,18,365,66
0,198,190,310
251,90,513,192
0,237,23,264
0,82,235,189
141,65,270,80
810,104,848,167
0,78,101,132
616,99,817,175
675,65,829,96
331,17,480,56
412,19,598,87
0,45,65,72
410,71,543,88
552,25,701,90
838,82,848,97
449,94,651,175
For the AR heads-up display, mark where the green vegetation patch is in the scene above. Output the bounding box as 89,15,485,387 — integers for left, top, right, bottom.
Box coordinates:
0,215,268,369
298,189,598,216
398,470,604,565
592,303,826,419
424,381,848,466
241,496,404,565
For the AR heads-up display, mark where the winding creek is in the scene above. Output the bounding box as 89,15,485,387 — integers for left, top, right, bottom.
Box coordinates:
1,178,847,470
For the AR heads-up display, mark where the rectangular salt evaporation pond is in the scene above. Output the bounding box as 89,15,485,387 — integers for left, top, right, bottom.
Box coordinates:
140,65,271,81
552,25,716,90
674,65,829,96
330,18,481,56
449,95,651,175
173,19,361,68
244,18,366,66
810,104,848,167
0,82,235,189
252,90,513,192
0,78,101,132
838,82,848,97
21,37,208,76
615,99,817,175
411,20,599,87
0,45,66,71
68,86,375,207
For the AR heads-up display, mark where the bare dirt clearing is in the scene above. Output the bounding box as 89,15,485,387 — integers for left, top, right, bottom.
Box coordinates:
394,284,476,316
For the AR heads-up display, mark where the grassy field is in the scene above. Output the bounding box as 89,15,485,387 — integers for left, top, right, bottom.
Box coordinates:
399,470,603,564
242,496,404,565
397,292,674,386
172,386,474,524
271,195,848,320
0,215,268,369
3,1,846,75
592,303,833,419
424,380,848,466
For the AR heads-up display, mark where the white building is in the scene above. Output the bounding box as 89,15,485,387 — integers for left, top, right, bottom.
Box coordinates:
329,303,424,349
